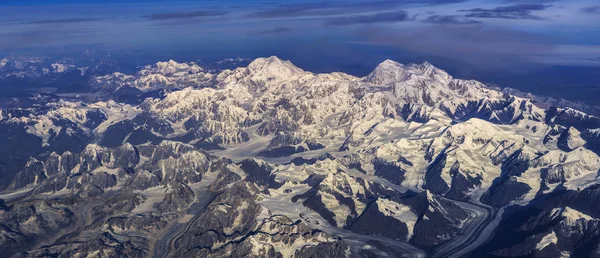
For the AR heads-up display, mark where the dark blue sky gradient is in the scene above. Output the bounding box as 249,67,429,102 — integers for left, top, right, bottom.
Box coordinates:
0,0,240,6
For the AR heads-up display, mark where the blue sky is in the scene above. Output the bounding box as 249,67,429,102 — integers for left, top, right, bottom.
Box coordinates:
0,0,599,102
1,0,598,66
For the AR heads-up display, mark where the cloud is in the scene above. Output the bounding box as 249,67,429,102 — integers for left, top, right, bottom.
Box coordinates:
324,11,410,26
526,44,600,67
247,0,466,18
502,0,557,2
247,1,396,18
581,6,600,14
358,24,555,69
29,17,104,24
144,10,229,21
258,27,293,34
422,15,482,25
460,4,552,20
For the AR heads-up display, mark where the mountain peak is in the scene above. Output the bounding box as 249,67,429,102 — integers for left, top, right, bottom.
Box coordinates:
247,56,303,73
243,56,305,81
156,59,197,69
365,59,409,85
553,207,595,222
141,59,203,76
413,61,435,71
0,58,8,69
409,61,449,78
366,59,453,86
378,59,404,68
154,59,182,68
557,126,586,151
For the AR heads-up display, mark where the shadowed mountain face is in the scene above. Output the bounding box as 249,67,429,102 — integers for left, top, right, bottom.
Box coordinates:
0,56,600,257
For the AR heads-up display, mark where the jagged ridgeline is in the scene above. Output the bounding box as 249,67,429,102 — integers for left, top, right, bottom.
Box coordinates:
1,56,600,257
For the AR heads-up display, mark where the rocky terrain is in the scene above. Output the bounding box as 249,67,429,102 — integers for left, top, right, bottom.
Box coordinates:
1,56,600,257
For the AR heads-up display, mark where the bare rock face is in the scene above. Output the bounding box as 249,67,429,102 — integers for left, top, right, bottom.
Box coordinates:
0,200,77,257
15,231,150,258
558,126,586,151
156,181,195,213
474,185,600,257
294,242,349,258
171,182,264,256
410,191,470,249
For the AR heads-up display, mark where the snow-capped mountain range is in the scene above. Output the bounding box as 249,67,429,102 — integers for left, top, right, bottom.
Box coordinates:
0,56,98,79
92,60,214,93
1,56,600,258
